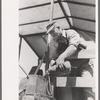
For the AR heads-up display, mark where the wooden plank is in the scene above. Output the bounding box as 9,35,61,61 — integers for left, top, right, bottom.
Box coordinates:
19,0,51,9
19,3,63,24
56,77,95,87
19,0,95,9
64,0,95,5
19,19,70,35
68,3,95,20
72,18,95,32
19,3,72,25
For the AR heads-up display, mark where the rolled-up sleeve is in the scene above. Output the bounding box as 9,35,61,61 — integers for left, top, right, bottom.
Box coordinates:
66,29,80,48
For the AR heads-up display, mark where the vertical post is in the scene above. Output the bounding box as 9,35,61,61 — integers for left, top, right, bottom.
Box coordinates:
46,0,55,97
50,0,54,23
48,0,54,44
19,36,22,61
46,0,54,70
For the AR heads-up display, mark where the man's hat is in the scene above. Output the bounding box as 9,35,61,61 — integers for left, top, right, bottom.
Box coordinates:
46,22,56,34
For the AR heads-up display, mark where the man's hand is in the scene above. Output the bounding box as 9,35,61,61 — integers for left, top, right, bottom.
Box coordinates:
56,55,65,70
49,59,71,74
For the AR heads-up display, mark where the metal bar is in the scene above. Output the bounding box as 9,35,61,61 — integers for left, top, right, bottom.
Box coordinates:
19,26,95,37
19,1,58,11
19,3,51,10
58,0,72,28
49,0,54,23
19,0,95,11
21,33,46,37
46,1,55,96
18,36,22,61
19,16,65,26
46,0,54,70
19,16,95,27
19,65,29,78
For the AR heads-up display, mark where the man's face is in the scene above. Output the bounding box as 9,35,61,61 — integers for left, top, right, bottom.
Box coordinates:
49,27,62,40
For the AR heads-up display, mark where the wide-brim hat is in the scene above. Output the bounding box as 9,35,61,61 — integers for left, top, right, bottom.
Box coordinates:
46,22,56,34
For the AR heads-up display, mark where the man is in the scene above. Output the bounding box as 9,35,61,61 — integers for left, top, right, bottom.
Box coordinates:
46,22,95,100
46,22,80,70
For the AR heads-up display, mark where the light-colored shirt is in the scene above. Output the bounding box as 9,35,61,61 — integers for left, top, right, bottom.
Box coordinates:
60,29,80,48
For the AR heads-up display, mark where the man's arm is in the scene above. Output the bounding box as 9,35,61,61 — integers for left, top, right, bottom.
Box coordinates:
56,29,80,69
55,45,77,70
58,44,77,59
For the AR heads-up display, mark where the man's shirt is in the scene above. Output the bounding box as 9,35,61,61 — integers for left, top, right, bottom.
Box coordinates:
58,29,80,48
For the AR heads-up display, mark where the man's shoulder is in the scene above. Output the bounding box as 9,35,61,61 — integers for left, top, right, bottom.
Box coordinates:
65,29,77,33
65,29,78,35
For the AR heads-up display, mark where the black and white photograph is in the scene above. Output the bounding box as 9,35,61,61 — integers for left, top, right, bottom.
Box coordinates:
2,0,98,100
18,0,97,100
